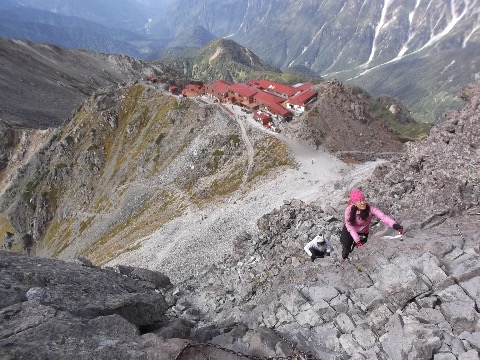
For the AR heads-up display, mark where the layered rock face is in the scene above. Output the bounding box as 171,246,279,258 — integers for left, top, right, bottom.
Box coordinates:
0,252,177,359
167,199,480,359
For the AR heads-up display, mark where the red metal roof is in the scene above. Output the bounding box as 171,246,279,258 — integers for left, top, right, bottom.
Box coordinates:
205,80,232,94
268,102,292,117
254,111,272,120
229,83,258,97
185,84,203,92
253,91,285,105
247,79,298,98
287,90,318,106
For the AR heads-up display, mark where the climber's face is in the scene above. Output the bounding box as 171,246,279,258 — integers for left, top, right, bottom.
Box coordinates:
355,199,367,210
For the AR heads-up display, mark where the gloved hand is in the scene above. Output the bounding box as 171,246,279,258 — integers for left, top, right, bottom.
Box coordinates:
355,241,362,248
393,223,403,234
311,255,315,262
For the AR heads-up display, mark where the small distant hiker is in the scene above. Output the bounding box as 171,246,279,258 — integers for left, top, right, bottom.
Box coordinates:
340,189,403,263
304,235,331,262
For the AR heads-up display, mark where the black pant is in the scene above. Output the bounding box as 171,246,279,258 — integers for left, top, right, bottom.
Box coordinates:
310,248,325,258
340,225,368,260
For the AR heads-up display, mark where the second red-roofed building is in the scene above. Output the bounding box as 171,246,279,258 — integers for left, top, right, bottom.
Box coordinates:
253,91,293,121
253,111,272,127
204,80,232,102
285,90,318,113
228,83,258,107
182,84,204,97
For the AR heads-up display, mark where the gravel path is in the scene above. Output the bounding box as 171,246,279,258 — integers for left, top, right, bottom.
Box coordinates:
107,107,384,283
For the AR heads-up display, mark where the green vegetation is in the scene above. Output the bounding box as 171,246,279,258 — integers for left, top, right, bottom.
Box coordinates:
172,101,190,110
210,166,244,197
44,220,60,247
0,215,14,245
55,163,69,169
93,195,113,213
207,149,225,172
42,187,61,210
52,220,74,257
249,137,293,181
155,133,166,145
228,134,241,146
43,218,74,258
22,174,47,210
87,144,99,151
158,38,319,85
83,189,187,265
79,216,95,235
253,71,321,86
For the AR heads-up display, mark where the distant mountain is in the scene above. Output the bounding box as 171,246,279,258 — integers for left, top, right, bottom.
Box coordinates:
0,38,171,128
146,25,217,61
167,25,217,49
0,8,146,58
0,0,153,34
0,1,173,59
157,38,319,84
150,0,480,122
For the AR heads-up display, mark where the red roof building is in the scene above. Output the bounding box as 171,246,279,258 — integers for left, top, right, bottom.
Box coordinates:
252,91,292,121
148,75,158,83
247,79,298,98
253,91,285,107
228,83,258,106
268,102,293,120
169,86,180,94
285,90,318,112
253,111,272,127
204,80,232,101
182,84,204,97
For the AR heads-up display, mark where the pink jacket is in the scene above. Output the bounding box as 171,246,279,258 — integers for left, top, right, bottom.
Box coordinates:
345,204,396,244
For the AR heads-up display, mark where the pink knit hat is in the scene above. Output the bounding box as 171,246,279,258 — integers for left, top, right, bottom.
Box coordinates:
350,189,365,203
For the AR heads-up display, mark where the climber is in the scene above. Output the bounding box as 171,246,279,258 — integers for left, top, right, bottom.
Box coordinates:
304,234,331,262
340,189,403,263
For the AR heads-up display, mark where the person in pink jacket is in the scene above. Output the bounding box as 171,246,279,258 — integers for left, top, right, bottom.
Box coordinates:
340,189,403,262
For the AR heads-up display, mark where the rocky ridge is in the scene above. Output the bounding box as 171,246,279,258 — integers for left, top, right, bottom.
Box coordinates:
358,84,480,223
0,38,167,128
0,81,298,262
282,80,408,161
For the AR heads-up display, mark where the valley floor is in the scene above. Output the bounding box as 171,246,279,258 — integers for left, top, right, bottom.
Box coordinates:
107,103,385,283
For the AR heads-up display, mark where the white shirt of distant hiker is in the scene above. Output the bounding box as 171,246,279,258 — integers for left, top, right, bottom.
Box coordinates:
304,235,331,262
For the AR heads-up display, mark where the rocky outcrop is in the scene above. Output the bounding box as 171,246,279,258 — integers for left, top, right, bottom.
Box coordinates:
283,79,407,158
3,195,479,359
0,121,16,172
358,83,480,225
0,251,177,359
164,199,480,359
